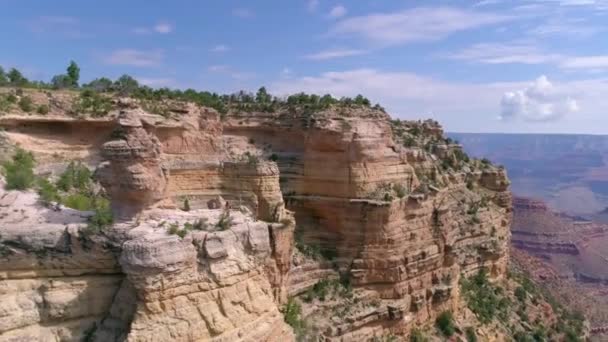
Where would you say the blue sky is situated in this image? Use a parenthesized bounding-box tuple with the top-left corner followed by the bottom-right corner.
(2, 0, 608, 134)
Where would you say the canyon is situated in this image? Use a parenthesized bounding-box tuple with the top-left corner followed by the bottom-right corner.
(0, 88, 583, 341)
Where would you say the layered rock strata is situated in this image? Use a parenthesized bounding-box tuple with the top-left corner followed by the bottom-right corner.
(0, 100, 513, 341)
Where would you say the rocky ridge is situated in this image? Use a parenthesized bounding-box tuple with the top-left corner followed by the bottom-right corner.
(0, 87, 538, 341)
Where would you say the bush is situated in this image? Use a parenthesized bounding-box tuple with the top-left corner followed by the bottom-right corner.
(465, 327, 478, 342)
(460, 269, 510, 324)
(86, 197, 113, 232)
(18, 96, 34, 112)
(282, 297, 307, 337)
(57, 161, 92, 192)
(36, 104, 49, 115)
(62, 193, 94, 210)
(2, 148, 36, 190)
(515, 286, 527, 302)
(435, 311, 456, 337)
(37, 178, 60, 204)
(70, 90, 113, 117)
(183, 198, 190, 211)
(409, 329, 428, 342)
(216, 209, 233, 230)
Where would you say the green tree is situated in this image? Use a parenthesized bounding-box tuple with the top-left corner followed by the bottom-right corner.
(66, 60, 80, 87)
(51, 74, 72, 89)
(84, 77, 113, 92)
(255, 86, 271, 103)
(0, 66, 7, 86)
(7, 68, 28, 87)
(114, 74, 139, 95)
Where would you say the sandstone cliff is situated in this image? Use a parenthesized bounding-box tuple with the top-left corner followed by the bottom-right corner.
(0, 87, 555, 341)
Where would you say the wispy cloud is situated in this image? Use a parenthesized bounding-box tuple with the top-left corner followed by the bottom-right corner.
(329, 7, 513, 46)
(137, 77, 177, 88)
(104, 49, 164, 67)
(207, 65, 255, 80)
(210, 44, 230, 53)
(133, 21, 174, 35)
(329, 5, 347, 19)
(561, 56, 608, 69)
(307, 0, 320, 12)
(446, 41, 608, 71)
(233, 8, 254, 18)
(28, 15, 87, 39)
(304, 48, 367, 60)
(445, 42, 563, 64)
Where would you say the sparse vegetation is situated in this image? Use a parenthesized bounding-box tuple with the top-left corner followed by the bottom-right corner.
(215, 209, 233, 230)
(435, 311, 456, 337)
(36, 104, 49, 115)
(460, 269, 510, 324)
(18, 96, 34, 112)
(282, 297, 308, 338)
(409, 329, 428, 342)
(2, 148, 36, 190)
(70, 89, 113, 117)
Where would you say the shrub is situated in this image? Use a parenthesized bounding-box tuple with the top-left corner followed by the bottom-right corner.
(18, 96, 34, 112)
(36, 104, 49, 115)
(193, 218, 208, 230)
(86, 197, 113, 233)
(6, 94, 17, 103)
(62, 193, 94, 211)
(282, 297, 306, 336)
(2, 148, 36, 190)
(409, 329, 428, 342)
(465, 327, 478, 342)
(515, 286, 527, 302)
(71, 90, 113, 117)
(183, 198, 191, 211)
(57, 161, 92, 192)
(394, 183, 407, 198)
(435, 311, 456, 337)
(216, 209, 233, 230)
(460, 269, 510, 324)
(36, 178, 60, 204)
(167, 222, 180, 236)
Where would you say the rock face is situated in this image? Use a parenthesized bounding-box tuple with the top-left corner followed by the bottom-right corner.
(0, 101, 512, 341)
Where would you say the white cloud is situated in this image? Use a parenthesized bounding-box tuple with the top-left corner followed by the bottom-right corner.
(137, 77, 177, 88)
(133, 21, 173, 35)
(307, 0, 320, 12)
(561, 56, 608, 69)
(446, 42, 608, 71)
(154, 22, 173, 34)
(329, 5, 347, 18)
(270, 68, 514, 114)
(269, 68, 608, 133)
(445, 42, 563, 64)
(28, 16, 87, 38)
(104, 49, 164, 67)
(303, 48, 367, 60)
(501, 75, 579, 121)
(210, 45, 230, 53)
(329, 7, 512, 46)
(208, 65, 230, 72)
(233, 8, 254, 18)
(208, 65, 255, 80)
(474, 0, 503, 6)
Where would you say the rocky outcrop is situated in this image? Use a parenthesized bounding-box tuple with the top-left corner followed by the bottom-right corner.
(0, 98, 513, 341)
(0, 181, 131, 342)
(118, 209, 294, 342)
